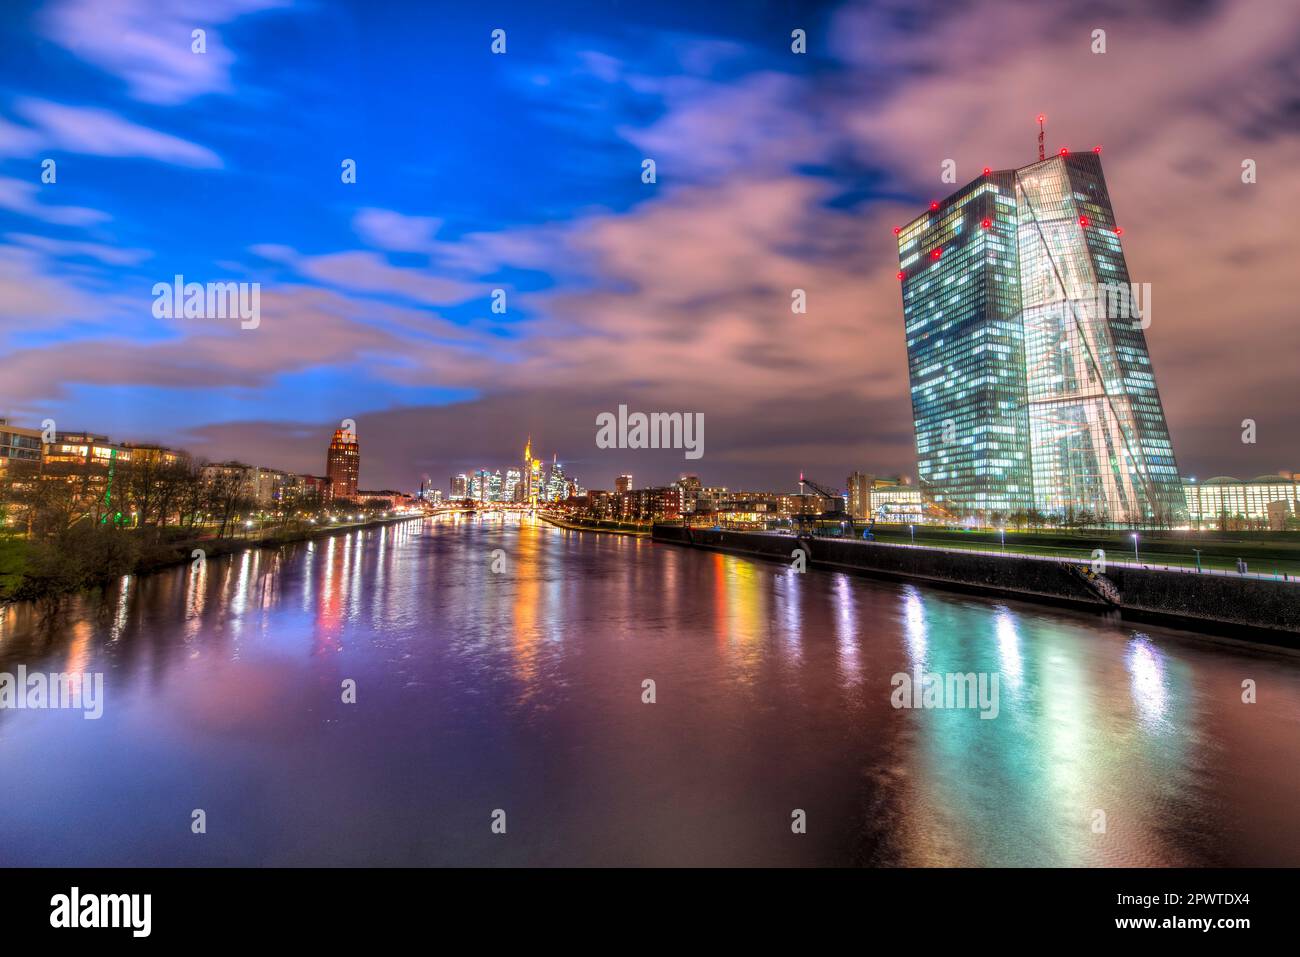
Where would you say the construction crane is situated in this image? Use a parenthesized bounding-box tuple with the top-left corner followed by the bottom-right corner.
(794, 474, 851, 537)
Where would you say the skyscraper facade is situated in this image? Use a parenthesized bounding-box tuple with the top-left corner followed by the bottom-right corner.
(326, 428, 359, 500)
(896, 149, 1184, 525)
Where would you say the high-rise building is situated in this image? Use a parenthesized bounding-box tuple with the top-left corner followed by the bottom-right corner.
(896, 148, 1184, 525)
(523, 437, 543, 507)
(615, 474, 632, 494)
(326, 427, 359, 500)
(545, 457, 568, 502)
(450, 473, 469, 499)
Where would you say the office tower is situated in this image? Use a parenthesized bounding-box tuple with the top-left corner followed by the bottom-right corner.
(615, 474, 632, 494)
(895, 148, 1183, 525)
(523, 437, 542, 507)
(326, 427, 359, 500)
(450, 473, 469, 499)
(546, 457, 568, 502)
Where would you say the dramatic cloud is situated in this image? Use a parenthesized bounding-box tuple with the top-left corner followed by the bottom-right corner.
(3, 0, 1297, 491)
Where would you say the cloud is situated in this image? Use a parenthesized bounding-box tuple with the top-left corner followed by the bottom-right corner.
(249, 245, 475, 306)
(352, 208, 443, 254)
(0, 284, 493, 403)
(0, 247, 101, 331)
(39, 0, 290, 105)
(6, 233, 152, 266)
(0, 177, 110, 226)
(14, 100, 222, 168)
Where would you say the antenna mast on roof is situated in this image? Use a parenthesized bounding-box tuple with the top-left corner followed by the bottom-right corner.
(1037, 114, 1046, 162)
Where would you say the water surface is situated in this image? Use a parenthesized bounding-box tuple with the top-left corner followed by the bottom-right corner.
(1, 515, 1298, 866)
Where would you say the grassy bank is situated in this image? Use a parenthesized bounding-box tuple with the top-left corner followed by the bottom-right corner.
(0, 515, 425, 605)
(860, 525, 1300, 576)
(0, 535, 29, 602)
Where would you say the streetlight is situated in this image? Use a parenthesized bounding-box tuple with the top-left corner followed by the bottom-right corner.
(1193, 547, 1202, 573)
(909, 524, 915, 546)
(1131, 532, 1139, 563)
(1000, 526, 1006, 554)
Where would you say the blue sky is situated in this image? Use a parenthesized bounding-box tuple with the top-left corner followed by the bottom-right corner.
(1, 0, 1297, 490)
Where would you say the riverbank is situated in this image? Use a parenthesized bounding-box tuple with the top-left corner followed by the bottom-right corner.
(539, 513, 650, 537)
(652, 524, 1300, 643)
(0, 514, 426, 605)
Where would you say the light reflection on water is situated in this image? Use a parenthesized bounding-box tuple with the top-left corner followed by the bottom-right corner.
(0, 514, 1298, 867)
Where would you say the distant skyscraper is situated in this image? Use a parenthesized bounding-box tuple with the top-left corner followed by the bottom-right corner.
(326, 427, 359, 500)
(523, 437, 542, 506)
(450, 473, 468, 499)
(896, 148, 1183, 525)
(615, 474, 632, 494)
(545, 456, 568, 502)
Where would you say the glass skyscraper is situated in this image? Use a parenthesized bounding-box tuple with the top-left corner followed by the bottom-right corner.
(896, 150, 1184, 525)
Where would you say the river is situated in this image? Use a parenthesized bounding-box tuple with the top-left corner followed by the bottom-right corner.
(1, 514, 1297, 866)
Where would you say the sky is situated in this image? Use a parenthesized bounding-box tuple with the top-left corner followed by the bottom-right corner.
(0, 0, 1297, 494)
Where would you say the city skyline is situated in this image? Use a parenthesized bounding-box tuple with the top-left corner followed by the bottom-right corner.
(0, 0, 1296, 491)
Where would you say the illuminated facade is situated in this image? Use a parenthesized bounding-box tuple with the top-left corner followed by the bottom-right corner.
(1184, 475, 1298, 529)
(523, 437, 543, 507)
(326, 428, 359, 500)
(896, 150, 1184, 525)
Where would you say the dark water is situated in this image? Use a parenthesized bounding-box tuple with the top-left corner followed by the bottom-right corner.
(1, 515, 1298, 866)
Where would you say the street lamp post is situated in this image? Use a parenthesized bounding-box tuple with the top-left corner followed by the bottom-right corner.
(1131, 532, 1139, 564)
(909, 524, 915, 546)
(1000, 526, 1005, 554)
(1193, 548, 1202, 573)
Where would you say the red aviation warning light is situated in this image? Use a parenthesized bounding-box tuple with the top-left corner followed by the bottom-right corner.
(896, 270, 906, 281)
(981, 218, 992, 229)
(982, 166, 991, 175)
(930, 248, 942, 260)
(930, 201, 939, 211)
(893, 226, 901, 236)
(1114, 227, 1124, 236)
(1059, 147, 1069, 156)
(1093, 146, 1102, 153)
(1079, 215, 1090, 227)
